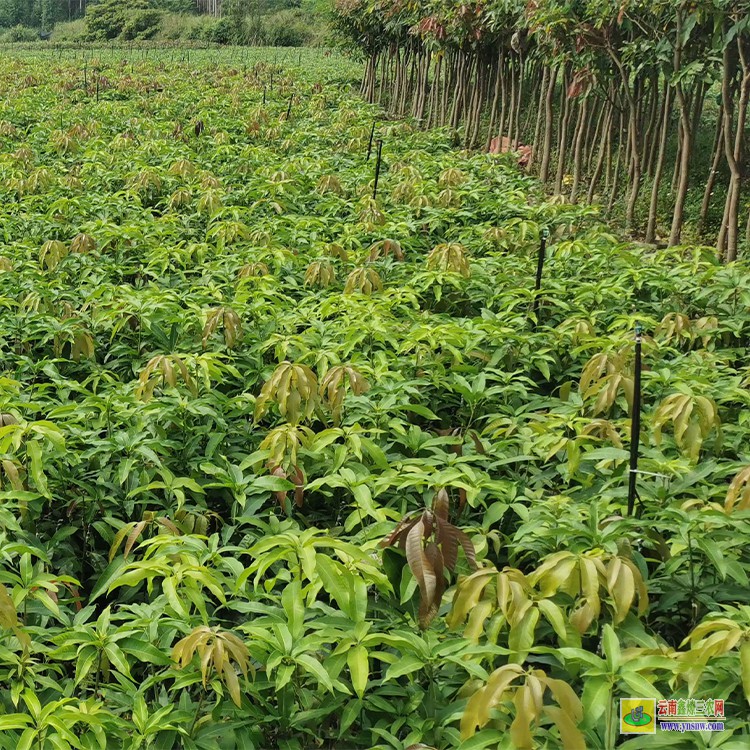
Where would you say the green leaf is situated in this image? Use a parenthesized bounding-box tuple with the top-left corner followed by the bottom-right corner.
(295, 654, 334, 692)
(401, 404, 440, 420)
(119, 637, 172, 666)
(384, 654, 425, 680)
(0, 714, 32, 730)
(740, 640, 750, 705)
(252, 475, 296, 492)
(508, 606, 539, 663)
(338, 699, 362, 737)
(347, 644, 368, 698)
(90, 558, 128, 601)
(602, 624, 621, 671)
(25, 440, 49, 498)
(618, 671, 663, 700)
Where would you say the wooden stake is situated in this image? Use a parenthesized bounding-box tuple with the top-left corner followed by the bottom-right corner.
(627, 323, 643, 516)
(367, 120, 376, 160)
(373, 139, 383, 199)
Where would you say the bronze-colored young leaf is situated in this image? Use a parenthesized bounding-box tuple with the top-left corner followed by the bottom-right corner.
(304, 260, 336, 288)
(255, 361, 319, 424)
(319, 364, 369, 423)
(344, 267, 383, 295)
(726, 466, 750, 512)
(460, 667, 585, 746)
(426, 243, 470, 277)
(381, 489, 477, 628)
(172, 626, 252, 707)
(202, 306, 242, 349)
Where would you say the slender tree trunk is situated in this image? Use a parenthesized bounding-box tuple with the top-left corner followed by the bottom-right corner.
(512, 56, 524, 147)
(586, 98, 606, 172)
(719, 35, 750, 261)
(617, 61, 643, 231)
(698, 111, 725, 235)
(497, 53, 508, 145)
(539, 65, 558, 183)
(507, 55, 518, 147)
(643, 74, 660, 178)
(646, 82, 673, 244)
(607, 108, 625, 216)
(528, 65, 548, 169)
(669, 11, 695, 247)
(554, 65, 571, 194)
(570, 94, 589, 202)
(588, 104, 613, 204)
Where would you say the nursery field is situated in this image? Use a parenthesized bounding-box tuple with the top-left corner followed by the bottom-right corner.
(0, 46, 749, 750)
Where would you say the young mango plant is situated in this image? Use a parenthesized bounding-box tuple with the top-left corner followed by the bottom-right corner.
(381, 489, 478, 628)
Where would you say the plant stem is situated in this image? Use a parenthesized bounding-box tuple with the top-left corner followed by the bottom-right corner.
(605, 688, 614, 750)
(189, 691, 205, 738)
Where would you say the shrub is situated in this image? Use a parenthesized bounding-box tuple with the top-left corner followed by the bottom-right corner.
(158, 13, 209, 41)
(3, 25, 38, 42)
(200, 17, 233, 44)
(50, 20, 86, 42)
(121, 9, 163, 40)
(85, 0, 162, 41)
(262, 9, 318, 46)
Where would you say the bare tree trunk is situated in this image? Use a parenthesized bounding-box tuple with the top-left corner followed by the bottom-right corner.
(512, 56, 524, 148)
(507, 55, 518, 147)
(485, 50, 503, 150)
(496, 53, 508, 145)
(646, 82, 672, 244)
(569, 95, 589, 202)
(539, 65, 557, 183)
(669, 11, 696, 247)
(698, 111, 725, 235)
(588, 103, 613, 204)
(607, 108, 625, 217)
(554, 65, 571, 194)
(528, 65, 548, 169)
(586, 98, 606, 172)
(719, 35, 750, 261)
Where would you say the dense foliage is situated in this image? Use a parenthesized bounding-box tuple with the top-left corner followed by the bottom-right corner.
(0, 46, 748, 750)
(332, 0, 750, 261)
(0, 1, 327, 46)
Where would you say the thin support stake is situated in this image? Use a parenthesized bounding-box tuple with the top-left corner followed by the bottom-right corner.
(373, 139, 383, 199)
(627, 323, 643, 516)
(532, 228, 549, 326)
(367, 121, 376, 160)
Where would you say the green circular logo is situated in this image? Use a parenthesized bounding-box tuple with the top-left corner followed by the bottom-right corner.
(624, 710, 652, 727)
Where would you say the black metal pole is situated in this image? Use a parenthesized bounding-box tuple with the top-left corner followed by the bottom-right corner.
(627, 323, 643, 516)
(263, 86, 266, 105)
(532, 228, 549, 326)
(373, 140, 383, 199)
(286, 95, 293, 120)
(367, 121, 376, 160)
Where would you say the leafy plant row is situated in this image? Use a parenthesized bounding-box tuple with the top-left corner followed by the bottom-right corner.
(0, 47, 746, 750)
(333, 0, 750, 259)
